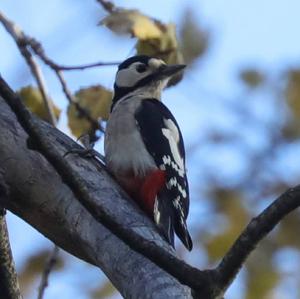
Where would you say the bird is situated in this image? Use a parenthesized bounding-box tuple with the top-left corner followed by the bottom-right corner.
(104, 55, 193, 251)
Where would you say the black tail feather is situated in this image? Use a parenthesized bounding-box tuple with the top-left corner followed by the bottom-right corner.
(155, 190, 193, 250)
(154, 194, 175, 248)
(175, 220, 193, 251)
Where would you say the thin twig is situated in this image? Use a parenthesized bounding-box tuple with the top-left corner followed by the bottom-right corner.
(26, 38, 105, 133)
(37, 245, 59, 299)
(0, 11, 57, 126)
(215, 186, 300, 294)
(0, 10, 108, 134)
(55, 70, 102, 133)
(25, 37, 119, 70)
(27, 37, 104, 135)
(51, 61, 119, 71)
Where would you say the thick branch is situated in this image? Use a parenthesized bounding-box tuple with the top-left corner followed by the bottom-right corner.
(0, 80, 192, 298)
(2, 71, 300, 298)
(0, 75, 212, 294)
(1, 11, 300, 297)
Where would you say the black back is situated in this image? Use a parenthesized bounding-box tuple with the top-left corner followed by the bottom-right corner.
(135, 98, 192, 250)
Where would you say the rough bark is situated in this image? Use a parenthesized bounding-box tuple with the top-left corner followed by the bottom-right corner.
(0, 95, 192, 299)
(0, 211, 22, 299)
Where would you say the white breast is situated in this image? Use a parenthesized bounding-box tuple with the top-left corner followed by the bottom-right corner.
(104, 97, 156, 177)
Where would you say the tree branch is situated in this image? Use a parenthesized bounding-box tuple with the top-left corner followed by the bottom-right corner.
(215, 186, 300, 294)
(2, 71, 300, 298)
(0, 210, 22, 299)
(0, 10, 108, 135)
(0, 75, 212, 295)
(0, 80, 193, 298)
(1, 8, 300, 298)
(37, 245, 59, 299)
(24, 37, 119, 71)
(0, 11, 57, 126)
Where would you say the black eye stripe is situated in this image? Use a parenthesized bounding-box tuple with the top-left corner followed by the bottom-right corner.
(136, 64, 147, 73)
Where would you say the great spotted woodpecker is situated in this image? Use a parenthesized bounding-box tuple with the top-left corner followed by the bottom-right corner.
(105, 55, 193, 250)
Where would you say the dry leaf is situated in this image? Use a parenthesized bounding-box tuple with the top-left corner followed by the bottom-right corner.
(136, 23, 184, 86)
(99, 9, 162, 40)
(67, 85, 112, 138)
(99, 5, 185, 86)
(18, 86, 61, 123)
(179, 9, 209, 65)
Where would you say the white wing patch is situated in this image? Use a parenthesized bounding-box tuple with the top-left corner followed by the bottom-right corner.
(161, 118, 185, 175)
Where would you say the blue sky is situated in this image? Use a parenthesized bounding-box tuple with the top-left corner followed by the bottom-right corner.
(1, 0, 300, 298)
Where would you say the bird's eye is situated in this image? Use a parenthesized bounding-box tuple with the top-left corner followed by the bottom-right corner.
(136, 64, 147, 73)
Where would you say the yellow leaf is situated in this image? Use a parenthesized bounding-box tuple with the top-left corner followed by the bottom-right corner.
(99, 9, 162, 40)
(136, 23, 184, 86)
(136, 23, 182, 64)
(67, 85, 112, 138)
(18, 86, 61, 123)
(99, 5, 185, 86)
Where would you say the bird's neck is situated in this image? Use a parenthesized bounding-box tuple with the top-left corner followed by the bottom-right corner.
(112, 85, 163, 111)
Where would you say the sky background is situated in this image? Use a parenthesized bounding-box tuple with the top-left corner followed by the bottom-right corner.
(1, 0, 300, 298)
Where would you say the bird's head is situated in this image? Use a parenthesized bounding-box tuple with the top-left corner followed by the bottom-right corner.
(112, 55, 185, 108)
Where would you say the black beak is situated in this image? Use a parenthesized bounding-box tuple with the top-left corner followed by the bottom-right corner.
(154, 64, 186, 81)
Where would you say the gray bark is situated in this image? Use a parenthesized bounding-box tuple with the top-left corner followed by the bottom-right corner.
(0, 212, 22, 299)
(0, 95, 192, 299)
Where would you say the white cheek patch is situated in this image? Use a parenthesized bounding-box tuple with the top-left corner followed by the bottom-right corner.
(115, 63, 151, 87)
(115, 69, 140, 87)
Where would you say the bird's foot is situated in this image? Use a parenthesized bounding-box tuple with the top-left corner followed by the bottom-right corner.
(64, 134, 105, 162)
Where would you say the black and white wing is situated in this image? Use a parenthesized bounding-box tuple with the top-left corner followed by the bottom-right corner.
(135, 98, 192, 250)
